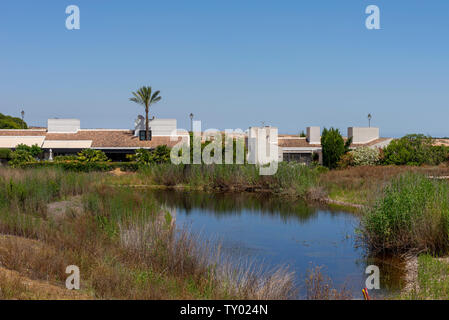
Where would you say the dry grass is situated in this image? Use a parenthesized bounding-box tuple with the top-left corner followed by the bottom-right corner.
(319, 165, 449, 206)
(0, 167, 296, 300)
(305, 266, 352, 300)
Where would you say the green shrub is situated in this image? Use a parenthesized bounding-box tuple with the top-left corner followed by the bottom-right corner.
(134, 146, 171, 165)
(17, 161, 139, 172)
(361, 173, 449, 255)
(0, 149, 12, 160)
(77, 149, 109, 162)
(382, 134, 449, 166)
(8, 150, 36, 168)
(337, 153, 354, 169)
(351, 146, 380, 166)
(54, 155, 78, 161)
(15, 144, 42, 158)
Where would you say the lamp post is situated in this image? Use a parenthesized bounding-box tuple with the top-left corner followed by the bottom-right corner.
(21, 110, 25, 128)
(189, 113, 194, 132)
(368, 113, 372, 128)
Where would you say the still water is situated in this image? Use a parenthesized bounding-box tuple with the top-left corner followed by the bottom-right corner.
(148, 189, 404, 299)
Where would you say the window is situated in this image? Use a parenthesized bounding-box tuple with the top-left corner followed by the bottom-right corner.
(283, 152, 312, 164)
(139, 130, 152, 141)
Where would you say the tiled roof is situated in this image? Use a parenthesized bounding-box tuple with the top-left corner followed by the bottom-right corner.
(0, 129, 186, 149)
(278, 137, 320, 148)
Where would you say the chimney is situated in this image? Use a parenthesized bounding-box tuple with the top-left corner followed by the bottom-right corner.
(306, 127, 320, 144)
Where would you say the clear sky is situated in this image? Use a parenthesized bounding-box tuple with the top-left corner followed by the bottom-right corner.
(1, 0, 448, 137)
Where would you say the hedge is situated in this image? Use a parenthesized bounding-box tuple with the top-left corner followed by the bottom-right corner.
(17, 161, 139, 172)
(0, 148, 12, 160)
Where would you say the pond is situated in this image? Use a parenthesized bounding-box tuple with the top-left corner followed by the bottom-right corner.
(148, 189, 405, 299)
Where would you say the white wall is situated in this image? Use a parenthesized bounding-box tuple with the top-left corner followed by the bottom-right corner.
(306, 126, 321, 144)
(348, 127, 379, 144)
(150, 119, 177, 136)
(47, 119, 80, 133)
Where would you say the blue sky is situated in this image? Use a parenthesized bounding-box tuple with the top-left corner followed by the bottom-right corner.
(0, 0, 448, 137)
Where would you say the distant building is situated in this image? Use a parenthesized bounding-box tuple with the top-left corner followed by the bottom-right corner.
(0, 116, 393, 165)
(278, 126, 392, 165)
(0, 117, 188, 161)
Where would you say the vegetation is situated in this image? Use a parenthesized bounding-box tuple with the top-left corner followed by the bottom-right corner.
(382, 134, 449, 166)
(0, 149, 12, 160)
(0, 113, 27, 129)
(404, 255, 449, 300)
(361, 173, 449, 255)
(130, 86, 162, 141)
(0, 167, 295, 299)
(351, 146, 380, 166)
(305, 266, 351, 300)
(135, 162, 320, 197)
(77, 149, 109, 163)
(131, 146, 171, 165)
(321, 128, 351, 169)
(15, 144, 42, 158)
(18, 161, 139, 172)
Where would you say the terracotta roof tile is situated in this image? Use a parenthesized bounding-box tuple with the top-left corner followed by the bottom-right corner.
(0, 129, 185, 148)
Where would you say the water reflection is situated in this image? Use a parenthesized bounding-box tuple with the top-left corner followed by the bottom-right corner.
(147, 189, 348, 223)
(144, 189, 405, 298)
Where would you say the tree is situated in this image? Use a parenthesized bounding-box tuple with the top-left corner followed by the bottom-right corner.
(321, 127, 345, 169)
(0, 113, 27, 129)
(129, 86, 162, 140)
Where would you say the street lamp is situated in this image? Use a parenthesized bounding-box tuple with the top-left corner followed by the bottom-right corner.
(21, 110, 25, 128)
(189, 113, 194, 132)
(367, 113, 372, 128)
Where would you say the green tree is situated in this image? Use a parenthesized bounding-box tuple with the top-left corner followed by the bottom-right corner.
(0, 113, 27, 129)
(321, 127, 346, 169)
(129, 86, 162, 141)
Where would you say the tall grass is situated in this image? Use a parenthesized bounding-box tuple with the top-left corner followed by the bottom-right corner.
(137, 162, 319, 197)
(0, 167, 296, 299)
(360, 173, 449, 255)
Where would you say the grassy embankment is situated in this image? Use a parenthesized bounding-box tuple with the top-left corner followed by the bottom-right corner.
(355, 170, 449, 299)
(108, 162, 449, 207)
(0, 167, 295, 300)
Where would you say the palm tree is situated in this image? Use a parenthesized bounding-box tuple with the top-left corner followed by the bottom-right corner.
(130, 86, 162, 140)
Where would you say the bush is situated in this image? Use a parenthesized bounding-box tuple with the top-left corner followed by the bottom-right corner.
(77, 149, 109, 162)
(17, 161, 139, 172)
(8, 150, 36, 168)
(321, 128, 351, 169)
(0, 149, 12, 160)
(337, 153, 354, 169)
(360, 173, 449, 255)
(351, 147, 380, 166)
(54, 155, 78, 161)
(134, 146, 171, 165)
(15, 144, 42, 158)
(382, 134, 449, 166)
